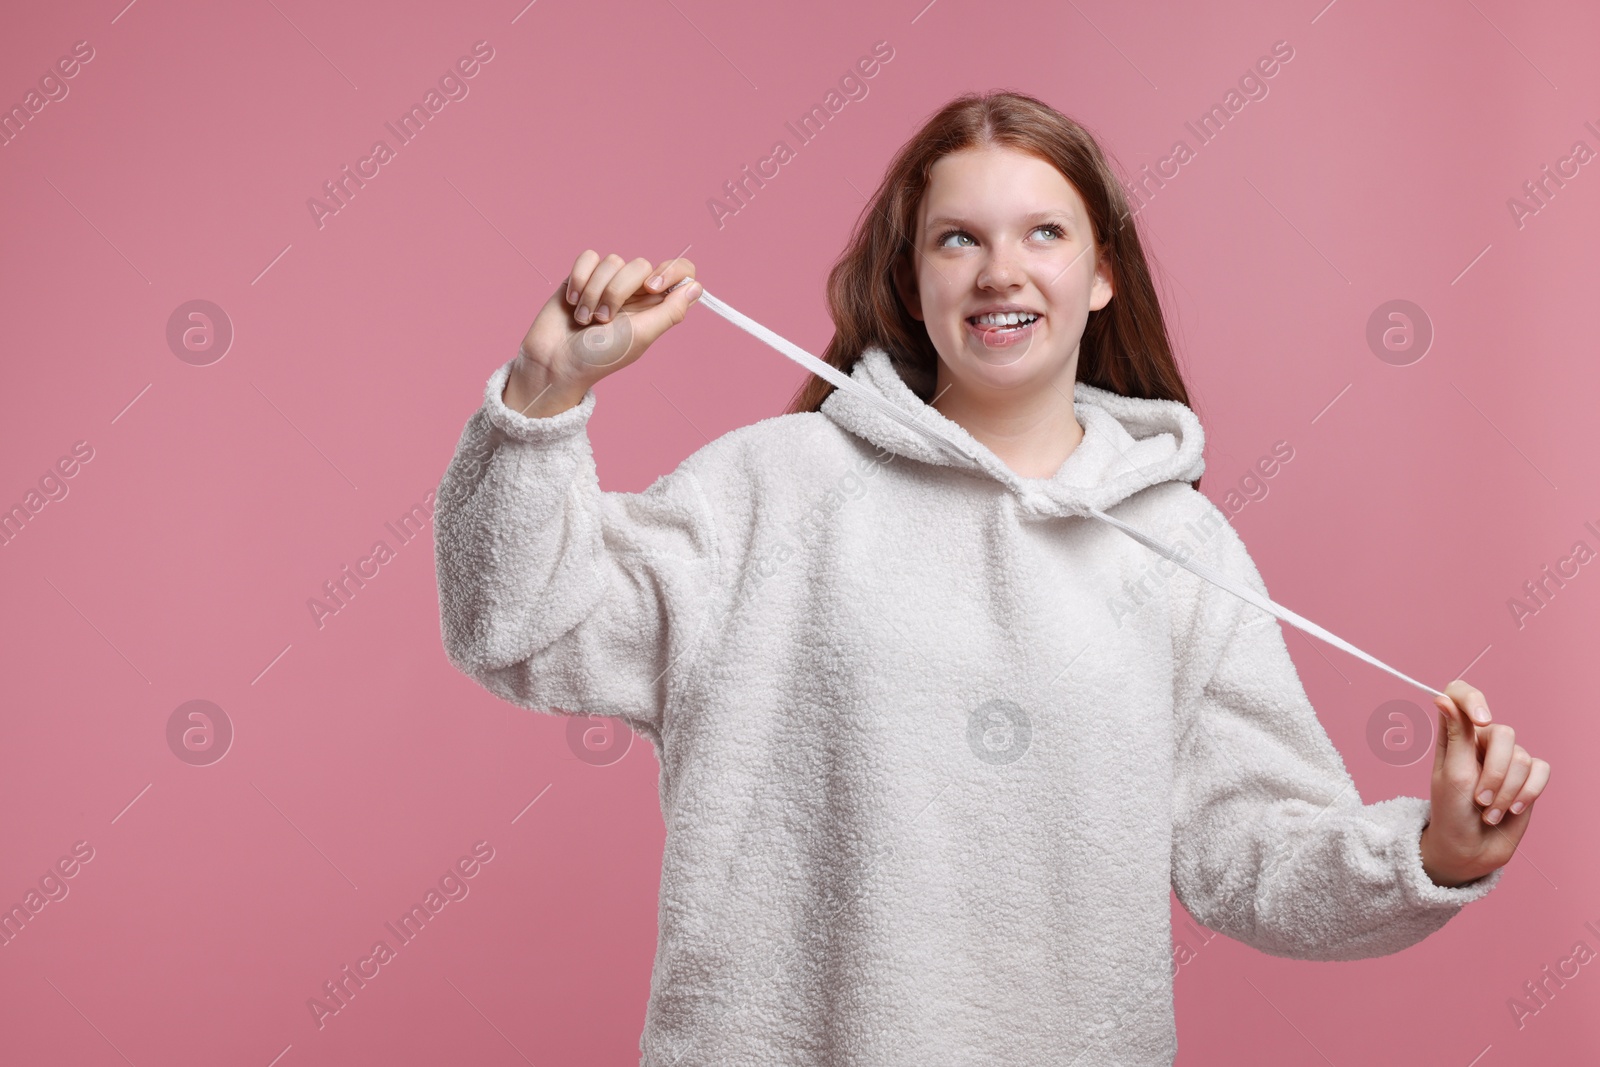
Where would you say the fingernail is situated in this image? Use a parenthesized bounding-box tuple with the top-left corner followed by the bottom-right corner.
(596, 304, 610, 322)
(1477, 789, 1494, 806)
(1486, 808, 1503, 825)
(1473, 705, 1490, 724)
(566, 288, 577, 304)
(575, 305, 591, 323)
(686, 280, 703, 300)
(1510, 801, 1525, 814)
(648, 275, 663, 289)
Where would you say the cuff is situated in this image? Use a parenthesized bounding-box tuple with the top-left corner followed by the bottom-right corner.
(1378, 795, 1505, 909)
(482, 355, 597, 444)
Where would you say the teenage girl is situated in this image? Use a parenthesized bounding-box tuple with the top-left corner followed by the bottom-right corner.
(434, 91, 1550, 1065)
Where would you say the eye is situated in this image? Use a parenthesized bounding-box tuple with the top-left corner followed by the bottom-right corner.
(937, 224, 1066, 247)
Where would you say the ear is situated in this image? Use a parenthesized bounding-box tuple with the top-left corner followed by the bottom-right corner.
(892, 255, 924, 322)
(1089, 249, 1114, 313)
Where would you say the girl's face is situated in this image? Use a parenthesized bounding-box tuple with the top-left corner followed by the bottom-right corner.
(896, 144, 1113, 394)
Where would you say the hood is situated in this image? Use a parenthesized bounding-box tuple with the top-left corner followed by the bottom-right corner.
(819, 346, 1206, 519)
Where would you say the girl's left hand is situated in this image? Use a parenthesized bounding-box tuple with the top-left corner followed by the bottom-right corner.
(1419, 680, 1551, 887)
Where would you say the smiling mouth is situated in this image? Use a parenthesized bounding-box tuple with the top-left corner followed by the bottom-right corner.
(965, 311, 1042, 346)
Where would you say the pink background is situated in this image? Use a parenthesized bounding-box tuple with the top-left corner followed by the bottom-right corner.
(1, 0, 1595, 1063)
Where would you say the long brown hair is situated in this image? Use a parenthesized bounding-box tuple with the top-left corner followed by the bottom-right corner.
(787, 90, 1199, 486)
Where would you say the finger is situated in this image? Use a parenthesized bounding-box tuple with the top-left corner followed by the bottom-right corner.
(1443, 678, 1492, 726)
(594, 257, 656, 323)
(1433, 693, 1483, 790)
(566, 249, 601, 306)
(1506, 757, 1550, 818)
(646, 255, 697, 293)
(629, 278, 703, 347)
(1483, 745, 1532, 825)
(1431, 700, 1449, 778)
(1472, 723, 1517, 808)
(546, 276, 573, 313)
(575, 253, 627, 324)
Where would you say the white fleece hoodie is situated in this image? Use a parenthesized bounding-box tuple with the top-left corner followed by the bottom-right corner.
(433, 344, 1502, 1066)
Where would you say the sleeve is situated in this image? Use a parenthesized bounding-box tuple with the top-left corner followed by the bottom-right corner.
(1168, 509, 1503, 962)
(432, 355, 724, 744)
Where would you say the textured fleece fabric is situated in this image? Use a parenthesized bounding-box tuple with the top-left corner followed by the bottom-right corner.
(434, 345, 1502, 1066)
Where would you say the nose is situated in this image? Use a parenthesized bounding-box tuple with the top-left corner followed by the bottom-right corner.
(976, 245, 1023, 290)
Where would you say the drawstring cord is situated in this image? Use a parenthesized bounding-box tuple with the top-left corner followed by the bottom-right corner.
(689, 286, 1445, 700)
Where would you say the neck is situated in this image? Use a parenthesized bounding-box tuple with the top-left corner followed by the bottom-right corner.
(931, 358, 1085, 480)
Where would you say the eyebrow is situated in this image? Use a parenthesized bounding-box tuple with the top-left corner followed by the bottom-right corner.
(924, 209, 1074, 232)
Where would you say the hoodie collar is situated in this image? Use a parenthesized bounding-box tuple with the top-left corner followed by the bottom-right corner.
(819, 346, 1206, 518)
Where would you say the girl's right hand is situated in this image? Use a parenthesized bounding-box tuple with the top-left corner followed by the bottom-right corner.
(507, 251, 701, 416)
